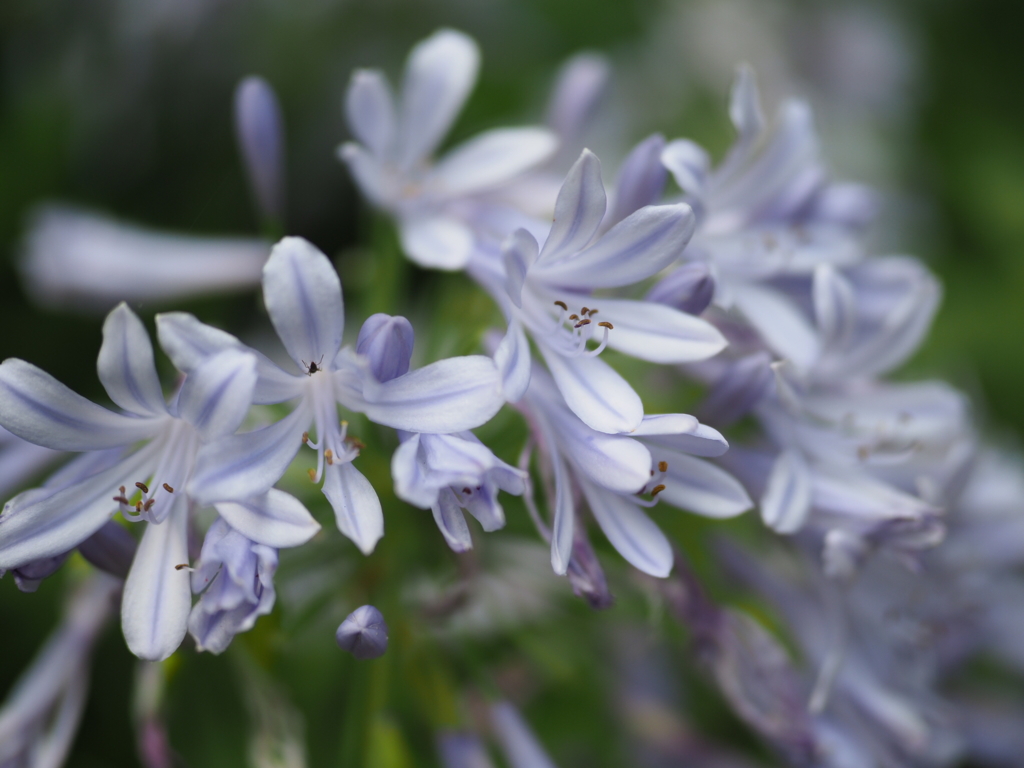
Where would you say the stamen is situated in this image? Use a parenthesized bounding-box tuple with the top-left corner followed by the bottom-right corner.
(325, 449, 334, 465)
(581, 306, 589, 315)
(143, 499, 156, 511)
(302, 431, 310, 444)
(651, 484, 666, 497)
(162, 483, 174, 494)
(174, 563, 194, 571)
(308, 468, 317, 481)
(553, 300, 568, 311)
(568, 314, 579, 321)
(588, 308, 599, 316)
(135, 481, 150, 494)
(598, 321, 613, 329)
(574, 318, 591, 328)
(658, 461, 668, 473)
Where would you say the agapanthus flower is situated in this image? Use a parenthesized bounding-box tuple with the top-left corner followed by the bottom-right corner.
(157, 236, 506, 555)
(188, 517, 278, 654)
(340, 29, 557, 270)
(489, 148, 725, 433)
(0, 303, 320, 660)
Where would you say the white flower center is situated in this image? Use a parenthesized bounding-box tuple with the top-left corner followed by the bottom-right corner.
(302, 369, 361, 483)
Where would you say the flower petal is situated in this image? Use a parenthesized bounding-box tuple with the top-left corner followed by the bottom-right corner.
(604, 134, 667, 231)
(234, 76, 285, 223)
(356, 314, 415, 383)
(494, 320, 532, 403)
(503, 229, 539, 309)
(397, 29, 479, 170)
(353, 355, 504, 434)
(729, 64, 765, 143)
(399, 215, 474, 270)
(760, 450, 812, 534)
(96, 303, 168, 417)
(550, 446, 575, 576)
(338, 143, 392, 209)
(532, 204, 695, 289)
(262, 237, 345, 370)
(537, 149, 606, 263)
(345, 69, 396, 158)
(214, 489, 320, 549)
(322, 461, 383, 555)
(0, 445, 153, 568)
(427, 128, 557, 198)
(0, 359, 160, 451)
(538, 346, 643, 434)
(121, 495, 192, 660)
(813, 264, 857, 349)
(580, 479, 672, 577)
(176, 350, 257, 442)
(545, 406, 650, 494)
(631, 413, 699, 436)
(546, 53, 609, 140)
(432, 488, 473, 552)
(645, 422, 730, 458)
(654, 450, 752, 518)
(156, 312, 301, 405)
(661, 139, 711, 199)
(731, 284, 819, 371)
(592, 297, 726, 364)
(189, 403, 310, 505)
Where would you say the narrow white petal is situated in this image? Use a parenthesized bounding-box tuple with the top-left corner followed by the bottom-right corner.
(214, 489, 320, 549)
(355, 356, 504, 434)
(732, 284, 820, 371)
(432, 488, 472, 552)
(655, 450, 752, 519)
(262, 237, 345, 370)
(399, 215, 474, 270)
(550, 448, 574, 576)
(533, 204, 695, 289)
(604, 134, 667, 231)
(502, 229, 539, 309)
(156, 312, 301, 405)
(0, 445, 154, 568)
(189, 404, 309, 505)
(121, 497, 192, 661)
(538, 346, 643, 434)
(645, 422, 730, 458)
(176, 350, 257, 441)
(0, 359, 160, 451)
(538, 149, 606, 263)
(391, 435, 436, 508)
(97, 303, 167, 417)
(594, 297, 726, 363)
(346, 69, 396, 158)
(729, 64, 765, 143)
(661, 139, 710, 198)
(545, 404, 650, 494)
(322, 462, 384, 555)
(760, 450, 812, 533)
(813, 264, 857, 349)
(397, 29, 479, 170)
(546, 53, 609, 140)
(428, 128, 557, 198)
(632, 413, 699, 436)
(493, 321, 532, 402)
(580, 479, 673, 577)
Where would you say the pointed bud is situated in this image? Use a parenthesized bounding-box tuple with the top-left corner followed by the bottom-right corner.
(234, 76, 286, 224)
(356, 314, 415, 382)
(336, 605, 389, 660)
(645, 262, 715, 316)
(79, 520, 138, 579)
(566, 518, 613, 610)
(6, 551, 70, 593)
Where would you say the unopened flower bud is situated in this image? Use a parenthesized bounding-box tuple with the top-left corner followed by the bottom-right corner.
(645, 262, 715, 316)
(356, 314, 415, 382)
(336, 605, 389, 660)
(234, 76, 286, 224)
(79, 520, 138, 580)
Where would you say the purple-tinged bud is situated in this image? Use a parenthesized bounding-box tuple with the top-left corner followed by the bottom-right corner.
(603, 134, 668, 231)
(336, 605, 389, 660)
(697, 352, 774, 427)
(546, 53, 609, 141)
(5, 551, 70, 593)
(645, 262, 715, 316)
(357, 313, 415, 382)
(234, 76, 286, 224)
(566, 517, 613, 610)
(79, 520, 137, 579)
(437, 732, 498, 768)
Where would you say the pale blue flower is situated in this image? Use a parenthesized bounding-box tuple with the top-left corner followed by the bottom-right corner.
(158, 237, 506, 555)
(0, 303, 319, 660)
(188, 518, 278, 654)
(339, 29, 557, 270)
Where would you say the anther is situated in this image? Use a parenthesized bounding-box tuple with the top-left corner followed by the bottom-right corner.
(135, 481, 150, 494)
(302, 431, 310, 444)
(462, 487, 472, 495)
(174, 563, 191, 571)
(598, 321, 613, 329)
(143, 499, 156, 511)
(651, 484, 666, 497)
(554, 300, 568, 311)
(568, 314, 579, 321)
(162, 483, 174, 494)
(588, 308, 599, 316)
(658, 461, 668, 473)
(574, 318, 591, 328)
(581, 306, 589, 315)
(346, 437, 366, 451)
(308, 468, 317, 481)
(325, 449, 334, 465)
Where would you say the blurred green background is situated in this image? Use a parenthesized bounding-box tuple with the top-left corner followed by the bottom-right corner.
(1, 0, 1022, 765)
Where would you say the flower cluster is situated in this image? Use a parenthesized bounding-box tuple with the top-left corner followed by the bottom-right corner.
(1, 26, 1021, 768)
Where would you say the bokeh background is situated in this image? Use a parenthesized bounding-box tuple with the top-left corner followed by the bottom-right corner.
(1, 0, 1022, 765)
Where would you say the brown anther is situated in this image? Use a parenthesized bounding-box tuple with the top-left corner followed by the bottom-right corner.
(568, 314, 579, 321)
(135, 481, 150, 494)
(581, 306, 590, 315)
(554, 300, 568, 311)
(598, 321, 614, 329)
(119, 486, 126, 495)
(857, 446, 870, 460)
(162, 483, 174, 494)
(113, 495, 129, 504)
(574, 318, 591, 328)
(135, 501, 143, 512)
(143, 499, 156, 512)
(587, 308, 598, 316)
(650, 470, 655, 476)
(651, 484, 666, 497)
(347, 437, 366, 451)
(658, 461, 668, 473)
(462, 487, 472, 495)
(174, 563, 190, 571)
(308, 468, 317, 481)
(302, 431, 310, 444)
(325, 449, 334, 465)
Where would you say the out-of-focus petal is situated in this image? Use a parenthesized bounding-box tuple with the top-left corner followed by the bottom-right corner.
(645, 261, 715, 316)
(661, 139, 711, 198)
(399, 215, 474, 270)
(262, 237, 345, 370)
(345, 69, 397, 158)
(813, 264, 857, 349)
(760, 450, 812, 534)
(427, 128, 557, 198)
(322, 461, 384, 555)
(214, 489, 320, 549)
(234, 76, 286, 223)
(494, 321, 532, 402)
(503, 229, 539, 309)
(338, 143, 393, 209)
(546, 52, 609, 140)
(732, 284, 819, 371)
(604, 134, 667, 231)
(729, 64, 766, 143)
(490, 701, 559, 768)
